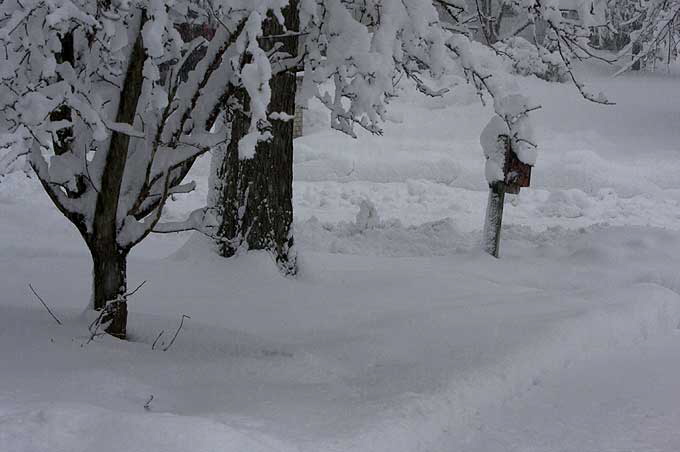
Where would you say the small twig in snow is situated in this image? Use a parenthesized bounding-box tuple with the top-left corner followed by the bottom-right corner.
(85, 308, 109, 345)
(163, 315, 191, 351)
(126, 280, 147, 298)
(28, 284, 62, 325)
(83, 281, 148, 345)
(144, 394, 154, 411)
(344, 161, 356, 178)
(151, 330, 165, 350)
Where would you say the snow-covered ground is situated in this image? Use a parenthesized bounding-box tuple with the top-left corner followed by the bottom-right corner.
(1, 66, 680, 452)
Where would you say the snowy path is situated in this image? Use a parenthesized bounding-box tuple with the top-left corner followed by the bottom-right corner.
(454, 335, 680, 452)
(2, 227, 680, 452)
(1, 68, 680, 451)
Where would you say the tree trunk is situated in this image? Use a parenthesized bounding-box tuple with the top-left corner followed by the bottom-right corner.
(90, 244, 129, 338)
(211, 2, 299, 275)
(632, 41, 643, 70)
(481, 0, 499, 45)
(87, 22, 145, 339)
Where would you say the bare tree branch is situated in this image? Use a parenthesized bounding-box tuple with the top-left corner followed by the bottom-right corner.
(163, 315, 191, 352)
(28, 283, 62, 325)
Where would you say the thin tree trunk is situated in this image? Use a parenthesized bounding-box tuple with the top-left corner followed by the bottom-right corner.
(482, 0, 498, 45)
(90, 245, 129, 338)
(632, 41, 643, 70)
(211, 1, 299, 275)
(87, 19, 146, 338)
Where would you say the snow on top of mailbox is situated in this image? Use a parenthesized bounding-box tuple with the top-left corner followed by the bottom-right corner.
(481, 94, 537, 184)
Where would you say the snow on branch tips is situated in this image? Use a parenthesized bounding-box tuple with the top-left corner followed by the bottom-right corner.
(298, 0, 450, 138)
(614, 0, 680, 75)
(455, 0, 616, 104)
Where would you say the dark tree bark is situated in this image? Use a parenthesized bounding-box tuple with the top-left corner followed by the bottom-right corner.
(86, 25, 146, 338)
(51, 32, 74, 157)
(212, 1, 299, 275)
(632, 41, 643, 70)
(50, 32, 87, 196)
(91, 246, 129, 337)
(479, 0, 500, 45)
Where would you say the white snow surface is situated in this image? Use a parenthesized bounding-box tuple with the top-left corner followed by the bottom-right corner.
(2, 65, 680, 452)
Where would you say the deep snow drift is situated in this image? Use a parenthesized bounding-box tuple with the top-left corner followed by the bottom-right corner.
(1, 66, 680, 452)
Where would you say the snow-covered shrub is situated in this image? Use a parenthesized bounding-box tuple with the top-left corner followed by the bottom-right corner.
(354, 200, 381, 232)
(438, 0, 613, 103)
(495, 37, 568, 82)
(0, 130, 31, 179)
(616, 0, 680, 73)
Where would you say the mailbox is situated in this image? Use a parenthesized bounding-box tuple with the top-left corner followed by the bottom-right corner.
(484, 135, 533, 258)
(502, 136, 532, 194)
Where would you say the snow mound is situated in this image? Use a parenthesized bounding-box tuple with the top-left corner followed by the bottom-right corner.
(298, 215, 474, 256)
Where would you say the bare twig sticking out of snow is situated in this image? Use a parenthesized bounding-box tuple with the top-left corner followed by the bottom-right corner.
(144, 395, 154, 411)
(163, 315, 191, 352)
(151, 330, 165, 350)
(343, 161, 356, 179)
(85, 281, 149, 345)
(28, 284, 62, 325)
(127, 280, 148, 298)
(86, 309, 110, 345)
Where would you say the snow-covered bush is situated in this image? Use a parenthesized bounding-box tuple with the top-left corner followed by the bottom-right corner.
(439, 0, 614, 102)
(615, 0, 680, 73)
(495, 37, 568, 82)
(594, 0, 644, 51)
(0, 129, 31, 179)
(354, 199, 381, 232)
(297, 0, 450, 137)
(596, 0, 680, 73)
